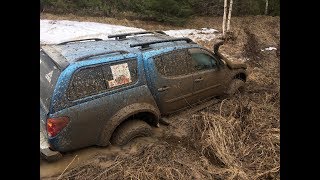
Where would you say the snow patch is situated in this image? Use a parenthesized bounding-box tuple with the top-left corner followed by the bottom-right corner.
(40, 20, 144, 44)
(40, 20, 220, 44)
(261, 47, 277, 52)
(164, 28, 219, 42)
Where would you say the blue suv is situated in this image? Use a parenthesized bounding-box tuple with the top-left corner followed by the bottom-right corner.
(40, 31, 247, 161)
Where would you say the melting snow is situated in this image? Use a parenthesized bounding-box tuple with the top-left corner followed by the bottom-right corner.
(164, 28, 219, 42)
(40, 20, 144, 44)
(40, 20, 220, 44)
(261, 47, 277, 52)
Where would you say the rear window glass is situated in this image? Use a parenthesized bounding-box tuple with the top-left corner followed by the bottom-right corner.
(40, 50, 61, 111)
(68, 66, 106, 100)
(68, 59, 138, 100)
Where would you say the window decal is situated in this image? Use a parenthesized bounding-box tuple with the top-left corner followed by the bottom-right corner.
(45, 70, 53, 83)
(108, 63, 132, 88)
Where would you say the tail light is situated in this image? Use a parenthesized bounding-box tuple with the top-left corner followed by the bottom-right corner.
(47, 117, 69, 137)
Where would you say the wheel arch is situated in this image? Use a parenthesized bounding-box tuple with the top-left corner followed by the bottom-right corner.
(97, 102, 160, 146)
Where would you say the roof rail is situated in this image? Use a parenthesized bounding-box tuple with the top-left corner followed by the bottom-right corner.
(154, 31, 167, 35)
(58, 38, 103, 45)
(130, 38, 194, 49)
(108, 31, 167, 40)
(75, 50, 128, 61)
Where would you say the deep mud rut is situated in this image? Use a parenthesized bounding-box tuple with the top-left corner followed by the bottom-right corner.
(40, 99, 220, 178)
(41, 139, 161, 178)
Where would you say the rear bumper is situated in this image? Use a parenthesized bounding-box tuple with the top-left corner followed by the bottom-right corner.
(40, 131, 62, 162)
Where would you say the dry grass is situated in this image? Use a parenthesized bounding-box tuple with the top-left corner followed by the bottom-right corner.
(41, 15, 280, 180)
(41, 13, 182, 30)
(189, 92, 280, 179)
(52, 89, 280, 180)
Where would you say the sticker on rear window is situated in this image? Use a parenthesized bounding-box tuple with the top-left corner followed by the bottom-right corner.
(45, 70, 53, 83)
(108, 63, 132, 88)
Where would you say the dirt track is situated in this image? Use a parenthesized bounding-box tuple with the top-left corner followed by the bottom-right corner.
(40, 15, 280, 180)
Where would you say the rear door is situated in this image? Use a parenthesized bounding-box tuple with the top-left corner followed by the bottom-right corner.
(188, 48, 227, 102)
(148, 49, 196, 114)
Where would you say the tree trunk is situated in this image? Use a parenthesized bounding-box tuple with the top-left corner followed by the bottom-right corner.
(222, 0, 228, 36)
(226, 0, 233, 32)
(265, 0, 269, 15)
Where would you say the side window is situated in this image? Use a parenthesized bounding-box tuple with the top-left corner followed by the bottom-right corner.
(190, 52, 218, 71)
(68, 59, 138, 100)
(154, 49, 194, 77)
(68, 66, 106, 100)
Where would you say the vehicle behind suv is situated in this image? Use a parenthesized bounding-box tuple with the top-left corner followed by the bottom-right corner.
(40, 31, 247, 161)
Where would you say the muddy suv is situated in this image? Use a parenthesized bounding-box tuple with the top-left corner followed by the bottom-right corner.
(40, 31, 247, 161)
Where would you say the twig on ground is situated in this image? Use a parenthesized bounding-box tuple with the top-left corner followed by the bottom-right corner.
(56, 155, 78, 180)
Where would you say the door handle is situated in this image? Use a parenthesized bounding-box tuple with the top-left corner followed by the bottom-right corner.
(158, 86, 170, 92)
(194, 77, 203, 82)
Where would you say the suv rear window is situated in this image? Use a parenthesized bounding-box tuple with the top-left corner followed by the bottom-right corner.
(154, 49, 194, 77)
(68, 66, 106, 100)
(68, 59, 138, 100)
(40, 49, 61, 112)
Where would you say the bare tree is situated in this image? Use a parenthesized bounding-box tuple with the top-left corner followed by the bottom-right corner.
(226, 0, 233, 32)
(265, 0, 269, 15)
(222, 0, 228, 36)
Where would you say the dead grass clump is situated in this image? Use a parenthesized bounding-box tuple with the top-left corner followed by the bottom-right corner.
(189, 92, 279, 179)
(55, 142, 230, 180)
(41, 13, 180, 31)
(243, 29, 264, 62)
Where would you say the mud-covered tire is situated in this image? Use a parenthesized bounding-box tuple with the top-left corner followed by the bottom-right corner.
(226, 79, 245, 96)
(110, 120, 152, 146)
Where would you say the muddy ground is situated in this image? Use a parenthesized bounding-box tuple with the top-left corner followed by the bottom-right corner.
(40, 15, 280, 180)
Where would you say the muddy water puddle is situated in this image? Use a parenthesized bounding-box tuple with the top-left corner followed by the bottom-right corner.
(40, 129, 163, 178)
(40, 146, 119, 178)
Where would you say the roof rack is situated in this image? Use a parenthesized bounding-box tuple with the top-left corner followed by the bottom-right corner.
(155, 31, 167, 35)
(108, 31, 167, 40)
(58, 38, 103, 45)
(75, 50, 128, 62)
(130, 38, 194, 49)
